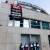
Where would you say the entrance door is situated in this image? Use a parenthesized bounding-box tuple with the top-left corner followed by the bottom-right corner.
(21, 35, 30, 45)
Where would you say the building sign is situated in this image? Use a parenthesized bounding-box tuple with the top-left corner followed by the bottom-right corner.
(9, 4, 22, 20)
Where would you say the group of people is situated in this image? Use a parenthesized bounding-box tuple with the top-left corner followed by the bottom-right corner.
(20, 42, 39, 50)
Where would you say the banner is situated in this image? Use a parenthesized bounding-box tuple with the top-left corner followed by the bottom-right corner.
(9, 4, 22, 20)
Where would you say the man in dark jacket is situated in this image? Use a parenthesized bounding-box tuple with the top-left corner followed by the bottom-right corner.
(20, 43, 24, 50)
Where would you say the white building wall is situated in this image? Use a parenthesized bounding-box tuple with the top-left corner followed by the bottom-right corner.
(0, 0, 50, 50)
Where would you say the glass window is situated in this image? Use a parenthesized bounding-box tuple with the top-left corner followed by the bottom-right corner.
(8, 20, 13, 26)
(42, 22, 49, 29)
(31, 20, 40, 29)
(2, 0, 6, 2)
(36, 9, 41, 12)
(1, 0, 8, 3)
(14, 20, 20, 27)
(23, 19, 29, 28)
(0, 0, 1, 4)
(24, 6, 32, 9)
(19, 5, 32, 9)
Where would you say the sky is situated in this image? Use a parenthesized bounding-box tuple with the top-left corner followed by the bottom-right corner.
(0, 0, 50, 14)
(18, 0, 50, 14)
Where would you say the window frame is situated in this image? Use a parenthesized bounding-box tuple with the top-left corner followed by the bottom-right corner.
(8, 20, 13, 26)
(23, 19, 29, 28)
(31, 20, 40, 29)
(42, 21, 49, 30)
(14, 20, 20, 27)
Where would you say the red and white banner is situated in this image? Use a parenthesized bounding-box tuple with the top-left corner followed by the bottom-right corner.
(10, 4, 22, 10)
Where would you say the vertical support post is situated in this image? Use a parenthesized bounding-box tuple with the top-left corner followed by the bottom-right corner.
(30, 35, 32, 43)
(29, 19, 31, 28)
(20, 18, 23, 27)
(49, 23, 50, 29)
(40, 21, 42, 29)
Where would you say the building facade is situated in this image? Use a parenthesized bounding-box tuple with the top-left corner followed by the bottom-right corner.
(0, 0, 50, 50)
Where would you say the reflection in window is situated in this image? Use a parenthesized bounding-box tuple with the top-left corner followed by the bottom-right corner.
(31, 20, 40, 29)
(23, 19, 29, 28)
(8, 20, 13, 26)
(14, 20, 20, 27)
(42, 22, 49, 29)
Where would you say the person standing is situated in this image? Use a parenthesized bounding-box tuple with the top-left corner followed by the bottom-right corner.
(24, 44, 29, 50)
(20, 43, 24, 50)
(30, 43, 33, 50)
(36, 43, 39, 50)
